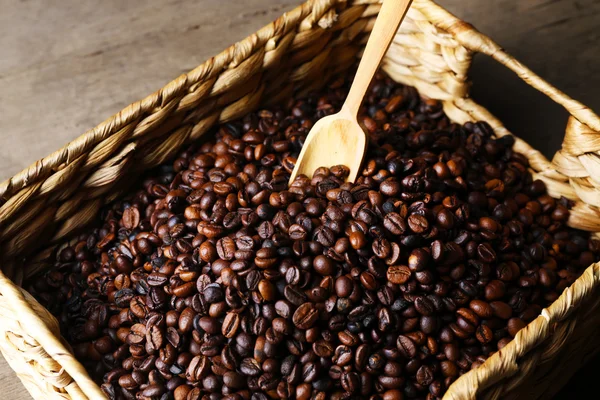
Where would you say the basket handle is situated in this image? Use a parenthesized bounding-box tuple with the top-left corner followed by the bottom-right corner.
(452, 24, 600, 211)
(416, 0, 600, 133)
(414, 0, 600, 230)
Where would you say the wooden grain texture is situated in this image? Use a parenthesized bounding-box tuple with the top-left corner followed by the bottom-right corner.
(0, 0, 598, 399)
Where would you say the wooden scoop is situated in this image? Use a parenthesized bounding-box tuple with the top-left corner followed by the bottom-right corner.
(289, 0, 413, 185)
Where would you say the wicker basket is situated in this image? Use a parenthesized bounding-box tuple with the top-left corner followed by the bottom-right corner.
(1, 0, 599, 399)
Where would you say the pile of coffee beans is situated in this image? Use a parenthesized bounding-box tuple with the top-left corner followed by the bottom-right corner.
(29, 71, 600, 400)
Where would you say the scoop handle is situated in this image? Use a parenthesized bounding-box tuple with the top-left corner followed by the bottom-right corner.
(343, 0, 413, 117)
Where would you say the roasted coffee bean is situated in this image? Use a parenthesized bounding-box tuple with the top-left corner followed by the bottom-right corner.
(476, 324, 493, 344)
(285, 286, 307, 306)
(416, 365, 434, 386)
(178, 307, 195, 333)
(384, 213, 407, 235)
(490, 301, 513, 320)
(33, 68, 599, 400)
(349, 231, 367, 249)
(334, 276, 353, 298)
(222, 312, 240, 338)
(387, 265, 411, 285)
(341, 371, 360, 393)
(293, 303, 319, 329)
(313, 255, 335, 276)
(408, 214, 429, 233)
(414, 296, 435, 316)
(477, 243, 496, 263)
(485, 280, 506, 301)
(469, 300, 493, 319)
(396, 335, 417, 359)
(186, 355, 209, 382)
(408, 249, 429, 272)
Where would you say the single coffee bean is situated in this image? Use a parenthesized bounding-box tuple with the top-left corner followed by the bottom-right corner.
(476, 324, 493, 344)
(341, 371, 360, 393)
(408, 214, 429, 233)
(222, 312, 240, 338)
(485, 280, 506, 301)
(384, 213, 407, 235)
(477, 243, 496, 263)
(414, 297, 435, 316)
(416, 365, 434, 386)
(293, 303, 319, 329)
(469, 300, 493, 318)
(313, 255, 336, 276)
(334, 276, 353, 298)
(387, 265, 411, 285)
(396, 335, 417, 359)
(408, 249, 429, 272)
(490, 301, 513, 320)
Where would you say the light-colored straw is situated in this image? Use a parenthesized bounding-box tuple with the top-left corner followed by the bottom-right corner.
(0, 0, 598, 398)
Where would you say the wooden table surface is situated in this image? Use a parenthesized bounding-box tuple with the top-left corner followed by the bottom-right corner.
(1, 0, 598, 398)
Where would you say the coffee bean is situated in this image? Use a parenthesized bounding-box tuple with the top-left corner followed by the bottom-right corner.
(485, 280, 506, 301)
(396, 335, 417, 359)
(341, 371, 360, 393)
(416, 365, 434, 386)
(456, 308, 479, 327)
(198, 316, 219, 335)
(476, 324, 493, 343)
(383, 213, 407, 235)
(378, 375, 404, 389)
(186, 355, 209, 382)
(414, 296, 435, 316)
(477, 243, 496, 263)
(204, 284, 224, 303)
(408, 248, 429, 272)
(408, 214, 429, 233)
(349, 231, 367, 249)
(490, 301, 513, 320)
(142, 384, 166, 398)
(469, 300, 493, 318)
(431, 240, 444, 261)
(334, 276, 353, 298)
(382, 389, 404, 400)
(222, 312, 240, 338)
(293, 303, 319, 329)
(223, 371, 245, 389)
(372, 237, 392, 259)
(178, 307, 195, 333)
(313, 255, 335, 276)
(172, 281, 196, 298)
(216, 237, 236, 260)
(285, 286, 307, 306)
(145, 325, 164, 353)
(387, 265, 411, 285)
(122, 207, 140, 230)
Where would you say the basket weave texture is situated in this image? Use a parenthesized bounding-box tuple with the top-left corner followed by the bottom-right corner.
(0, 0, 599, 399)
